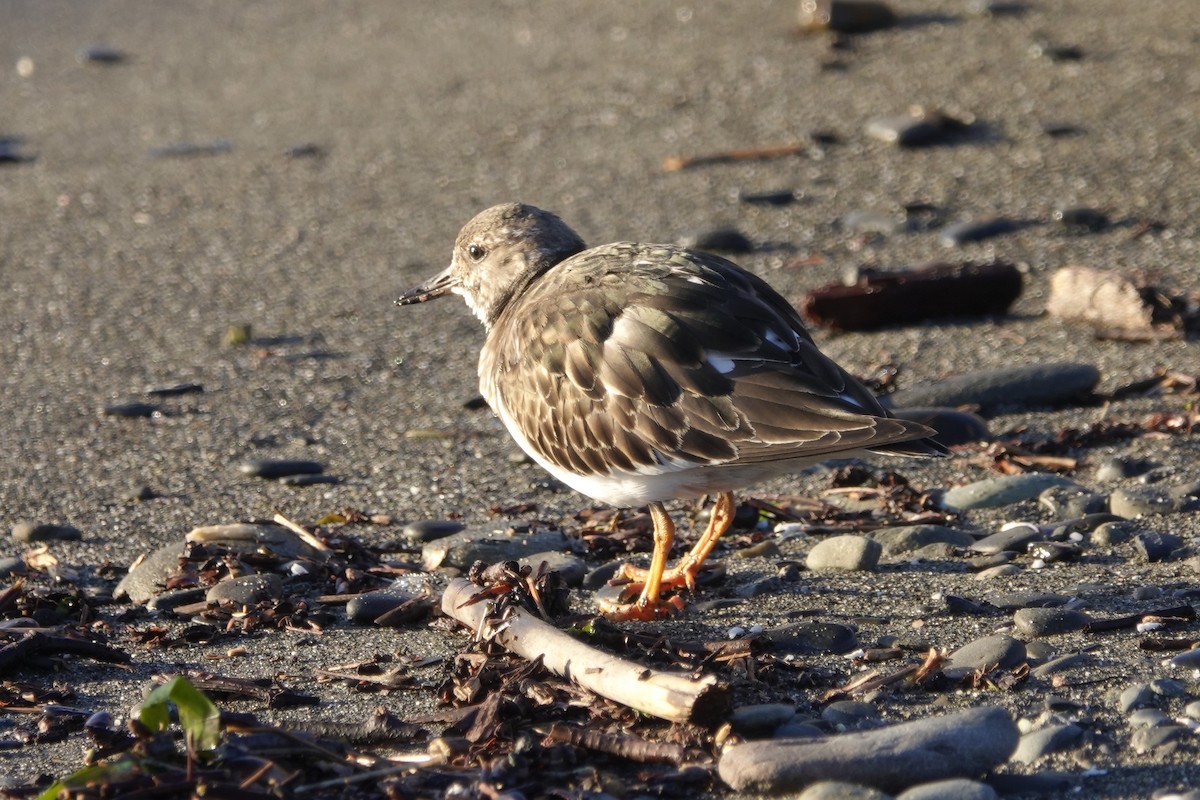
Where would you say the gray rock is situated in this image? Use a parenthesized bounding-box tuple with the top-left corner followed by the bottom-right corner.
(518, 551, 587, 587)
(807, 535, 882, 571)
(1118, 684, 1155, 713)
(1111, 486, 1182, 518)
(0, 556, 28, 577)
(185, 523, 325, 560)
(346, 587, 429, 626)
(974, 564, 1022, 579)
(1013, 607, 1090, 637)
(1149, 678, 1188, 698)
(888, 407, 991, 447)
(769, 621, 859, 655)
(1091, 521, 1138, 547)
(238, 458, 325, 479)
(886, 363, 1100, 416)
(1011, 722, 1083, 764)
(1095, 456, 1156, 482)
(939, 217, 1019, 247)
(1038, 486, 1109, 518)
(1128, 709, 1171, 729)
(1183, 700, 1200, 720)
(205, 573, 283, 605)
(943, 475, 1077, 512)
(401, 519, 466, 543)
(822, 700, 879, 729)
(422, 529, 573, 571)
(115, 543, 187, 605)
(988, 591, 1072, 611)
(1168, 647, 1200, 670)
(11, 521, 82, 542)
(728, 703, 797, 737)
(718, 705, 1018, 793)
(797, 782, 892, 800)
(103, 400, 159, 418)
(1131, 724, 1187, 754)
(870, 525, 974, 556)
(1031, 652, 1092, 678)
(969, 523, 1045, 554)
(944, 635, 1026, 680)
(145, 587, 207, 613)
(1134, 531, 1185, 563)
(896, 778, 999, 800)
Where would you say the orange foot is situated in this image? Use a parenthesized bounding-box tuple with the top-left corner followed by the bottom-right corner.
(595, 583, 687, 621)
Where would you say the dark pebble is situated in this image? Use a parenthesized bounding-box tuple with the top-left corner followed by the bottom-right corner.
(865, 107, 965, 147)
(238, 459, 325, 479)
(206, 573, 283, 606)
(988, 591, 1071, 611)
(0, 137, 33, 165)
(943, 595, 997, 616)
(870, 524, 974, 556)
(402, 519, 465, 544)
(121, 485, 160, 503)
(1053, 206, 1108, 232)
(1013, 607, 1090, 637)
(1038, 486, 1109, 519)
(11, 521, 82, 543)
(278, 474, 340, 486)
(284, 143, 326, 159)
(104, 401, 160, 418)
(939, 217, 1019, 247)
(888, 407, 991, 447)
(144, 382, 204, 397)
(728, 704, 797, 737)
(1052, 513, 1125, 540)
(146, 587, 208, 613)
(1042, 122, 1084, 138)
(78, 46, 126, 64)
(1135, 531, 1185, 563)
(583, 560, 624, 590)
(885, 362, 1100, 415)
(346, 587, 426, 626)
(462, 394, 489, 410)
(768, 621, 859, 655)
(797, 0, 897, 33)
(944, 635, 1026, 679)
(821, 700, 878, 728)
(682, 227, 754, 254)
(739, 189, 798, 206)
(965, 1, 1029, 16)
(1027, 541, 1079, 563)
(0, 556, 28, 577)
(1110, 486, 1182, 518)
(150, 139, 233, 159)
(1030, 41, 1084, 62)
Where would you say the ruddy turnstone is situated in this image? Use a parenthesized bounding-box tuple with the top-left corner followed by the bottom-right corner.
(398, 203, 946, 620)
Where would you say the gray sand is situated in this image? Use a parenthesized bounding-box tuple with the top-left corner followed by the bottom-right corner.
(3, 1, 1200, 795)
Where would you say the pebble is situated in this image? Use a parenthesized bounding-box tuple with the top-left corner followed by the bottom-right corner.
(1013, 607, 1090, 637)
(1134, 531, 1185, 563)
(968, 523, 1044, 554)
(886, 363, 1100, 415)
(1090, 520, 1138, 547)
(728, 703, 798, 737)
(1129, 709, 1171, 729)
(1148, 678, 1188, 698)
(0, 556, 27, 577)
(796, 782, 890, 800)
(114, 543, 187, 605)
(346, 587, 427, 626)
(206, 573, 283, 606)
(1184, 700, 1200, 720)
(718, 705, 1018, 793)
(806, 535, 882, 571)
(185, 523, 325, 560)
(1110, 486, 1183, 518)
(11, 521, 82, 543)
(735, 540, 781, 559)
(1011, 722, 1083, 764)
(975, 564, 1021, 580)
(821, 700, 878, 729)
(768, 621, 859, 656)
(988, 591, 1071, 611)
(739, 189, 798, 206)
(840, 209, 901, 236)
(1031, 652, 1092, 678)
(279, 474, 339, 486)
(1095, 456, 1156, 482)
(78, 46, 126, 64)
(582, 560, 623, 590)
(519, 551, 587, 587)
(150, 139, 233, 159)
(103, 401, 159, 418)
(401, 519, 465, 543)
(681, 227, 754, 254)
(1131, 725, 1188, 754)
(896, 778, 999, 800)
(869, 525, 973, 556)
(1118, 684, 1156, 713)
(422, 529, 573, 571)
(144, 382, 204, 397)
(1169, 648, 1200, 670)
(1053, 206, 1108, 232)
(797, 0, 897, 34)
(1038, 486, 1109, 518)
(146, 587, 207, 613)
(939, 217, 1019, 247)
(967, 552, 1013, 570)
(238, 459, 325, 480)
(865, 107, 963, 147)
(887, 407, 991, 447)
(943, 635, 1026, 680)
(942, 475, 1077, 512)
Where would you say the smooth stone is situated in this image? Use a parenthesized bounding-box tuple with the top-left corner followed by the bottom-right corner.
(1095, 456, 1156, 482)
(886, 363, 1100, 416)
(1090, 520, 1138, 547)
(840, 209, 901, 235)
(774, 721, 826, 739)
(1134, 531, 1185, 562)
(807, 535, 882, 571)
(1132, 586, 1163, 601)
(864, 108, 955, 147)
(1053, 206, 1108, 232)
(346, 587, 425, 626)
(896, 778, 999, 800)
(582, 560, 623, 590)
(727, 703, 798, 737)
(939, 217, 1018, 247)
(103, 401, 160, 418)
(1038, 486, 1109, 518)
(1118, 684, 1155, 713)
(1183, 700, 1200, 720)
(1013, 607, 1090, 637)
(943, 475, 1077, 512)
(1111, 486, 1181, 518)
(144, 382, 204, 397)
(888, 407, 991, 447)
(988, 591, 1071, 611)
(907, 542, 958, 561)
(796, 782, 891, 800)
(0, 556, 28, 577)
(1169, 648, 1200, 671)
(975, 564, 1022, 579)
(185, 523, 324, 560)
(278, 474, 339, 486)
(1167, 480, 1200, 502)
(398, 520, 463, 544)
(1026, 541, 1079, 563)
(822, 700, 878, 728)
(967, 552, 1014, 570)
(238, 459, 325, 479)
(739, 189, 797, 206)
(768, 621, 859, 655)
(870, 525, 974, 556)
(1011, 722, 1083, 764)
(797, 0, 897, 33)
(206, 573, 283, 605)
(422, 529, 573, 571)
(145, 587, 207, 613)
(11, 521, 82, 542)
(942, 595, 996, 616)
(1031, 652, 1092, 678)
(1149, 678, 1188, 698)
(1129, 709, 1171, 729)
(718, 706, 1018, 793)
(1023, 640, 1057, 663)
(943, 635, 1026, 680)
(115, 543, 187, 604)
(681, 227, 753, 254)
(1131, 725, 1187, 754)
(518, 551, 587, 587)
(969, 524, 1045, 554)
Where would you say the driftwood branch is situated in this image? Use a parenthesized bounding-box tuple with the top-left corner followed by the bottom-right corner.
(441, 578, 729, 725)
(0, 632, 131, 673)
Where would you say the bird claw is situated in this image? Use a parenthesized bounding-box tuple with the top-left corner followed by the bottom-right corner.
(596, 591, 687, 621)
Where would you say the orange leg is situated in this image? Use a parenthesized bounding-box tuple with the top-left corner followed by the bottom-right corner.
(598, 492, 736, 621)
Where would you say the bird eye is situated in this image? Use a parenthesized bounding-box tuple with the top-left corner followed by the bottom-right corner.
(466, 244, 486, 261)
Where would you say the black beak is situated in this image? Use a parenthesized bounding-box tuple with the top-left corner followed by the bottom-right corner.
(395, 265, 457, 306)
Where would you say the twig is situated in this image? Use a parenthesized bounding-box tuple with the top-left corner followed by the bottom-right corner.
(0, 631, 131, 672)
(272, 512, 333, 552)
(662, 142, 807, 172)
(1083, 604, 1196, 634)
(441, 578, 729, 725)
(536, 722, 685, 764)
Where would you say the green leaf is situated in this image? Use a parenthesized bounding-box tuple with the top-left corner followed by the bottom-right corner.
(37, 759, 137, 800)
(140, 675, 221, 753)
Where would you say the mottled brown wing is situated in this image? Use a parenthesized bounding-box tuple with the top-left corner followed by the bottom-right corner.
(482, 243, 938, 477)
